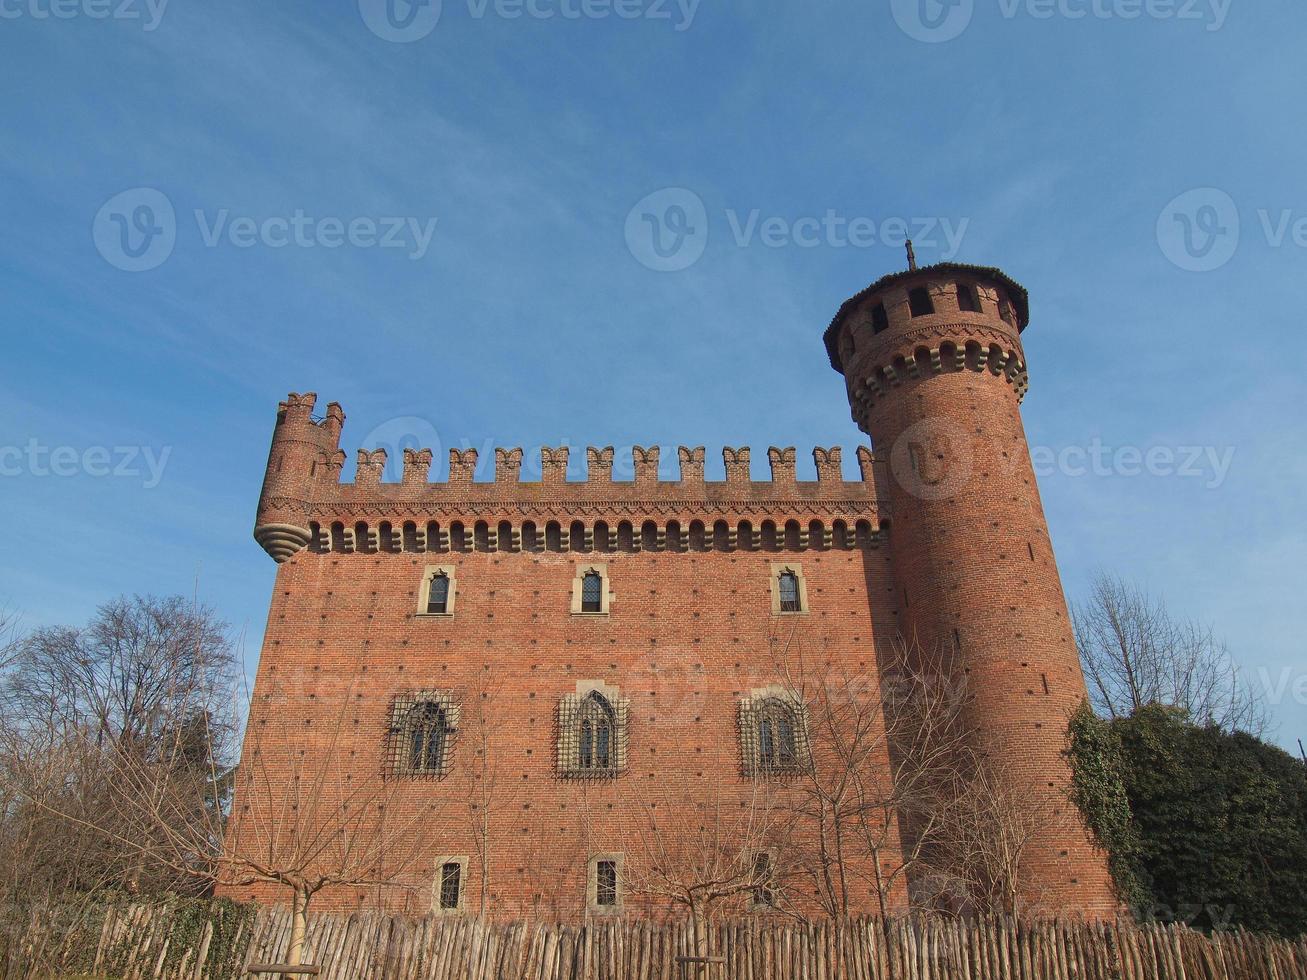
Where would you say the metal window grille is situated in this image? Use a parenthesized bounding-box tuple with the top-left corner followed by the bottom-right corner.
(427, 574, 450, 614)
(778, 572, 801, 612)
(439, 862, 462, 910)
(581, 572, 603, 612)
(558, 690, 628, 778)
(387, 692, 460, 778)
(595, 860, 618, 907)
(739, 696, 808, 777)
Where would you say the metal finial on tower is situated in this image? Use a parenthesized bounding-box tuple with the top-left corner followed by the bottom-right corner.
(906, 240, 917, 271)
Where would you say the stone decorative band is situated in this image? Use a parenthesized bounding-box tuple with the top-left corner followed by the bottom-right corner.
(252, 524, 313, 564)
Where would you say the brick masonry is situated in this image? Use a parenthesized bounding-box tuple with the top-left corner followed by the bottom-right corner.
(221, 261, 1115, 920)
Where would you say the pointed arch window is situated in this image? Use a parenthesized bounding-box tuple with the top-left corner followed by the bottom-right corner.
(559, 683, 628, 777)
(740, 691, 808, 776)
(427, 573, 450, 614)
(417, 565, 457, 617)
(581, 572, 603, 613)
(571, 564, 611, 615)
(770, 563, 807, 615)
(756, 699, 799, 770)
(578, 692, 615, 771)
(390, 692, 459, 777)
(778, 572, 800, 612)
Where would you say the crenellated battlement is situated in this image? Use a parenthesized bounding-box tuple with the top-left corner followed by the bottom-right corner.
(254, 393, 884, 562)
(339, 443, 867, 489)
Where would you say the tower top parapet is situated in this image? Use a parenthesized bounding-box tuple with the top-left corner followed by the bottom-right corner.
(822, 262, 1029, 373)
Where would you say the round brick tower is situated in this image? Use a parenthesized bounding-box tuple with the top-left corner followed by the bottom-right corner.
(254, 391, 345, 563)
(823, 261, 1116, 915)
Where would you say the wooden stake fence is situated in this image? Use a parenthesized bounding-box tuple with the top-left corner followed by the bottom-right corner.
(1, 901, 1305, 980)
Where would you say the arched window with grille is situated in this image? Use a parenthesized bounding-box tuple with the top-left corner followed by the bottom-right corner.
(390, 692, 459, 777)
(756, 699, 798, 770)
(740, 689, 808, 776)
(559, 683, 628, 777)
(578, 692, 614, 771)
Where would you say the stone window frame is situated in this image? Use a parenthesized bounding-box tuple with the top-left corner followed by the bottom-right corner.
(769, 562, 809, 615)
(739, 685, 810, 777)
(433, 855, 469, 914)
(587, 852, 624, 914)
(570, 562, 612, 616)
(387, 690, 461, 779)
(416, 564, 458, 617)
(557, 680, 629, 779)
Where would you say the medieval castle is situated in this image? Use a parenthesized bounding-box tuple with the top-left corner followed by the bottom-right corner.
(226, 260, 1116, 920)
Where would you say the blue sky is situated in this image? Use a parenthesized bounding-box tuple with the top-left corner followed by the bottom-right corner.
(1, 0, 1304, 747)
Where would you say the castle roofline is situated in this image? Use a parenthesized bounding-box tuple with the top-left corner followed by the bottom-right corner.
(822, 262, 1029, 372)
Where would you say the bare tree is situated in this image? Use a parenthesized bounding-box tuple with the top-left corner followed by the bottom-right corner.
(1072, 572, 1267, 734)
(770, 627, 974, 919)
(0, 596, 446, 967)
(924, 756, 1053, 916)
(461, 672, 517, 917)
(0, 595, 238, 901)
(624, 777, 787, 970)
(216, 681, 445, 965)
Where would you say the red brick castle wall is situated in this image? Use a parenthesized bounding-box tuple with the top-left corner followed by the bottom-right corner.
(223, 261, 1115, 919)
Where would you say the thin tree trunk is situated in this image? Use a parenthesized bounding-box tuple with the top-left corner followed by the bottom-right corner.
(288, 887, 309, 966)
